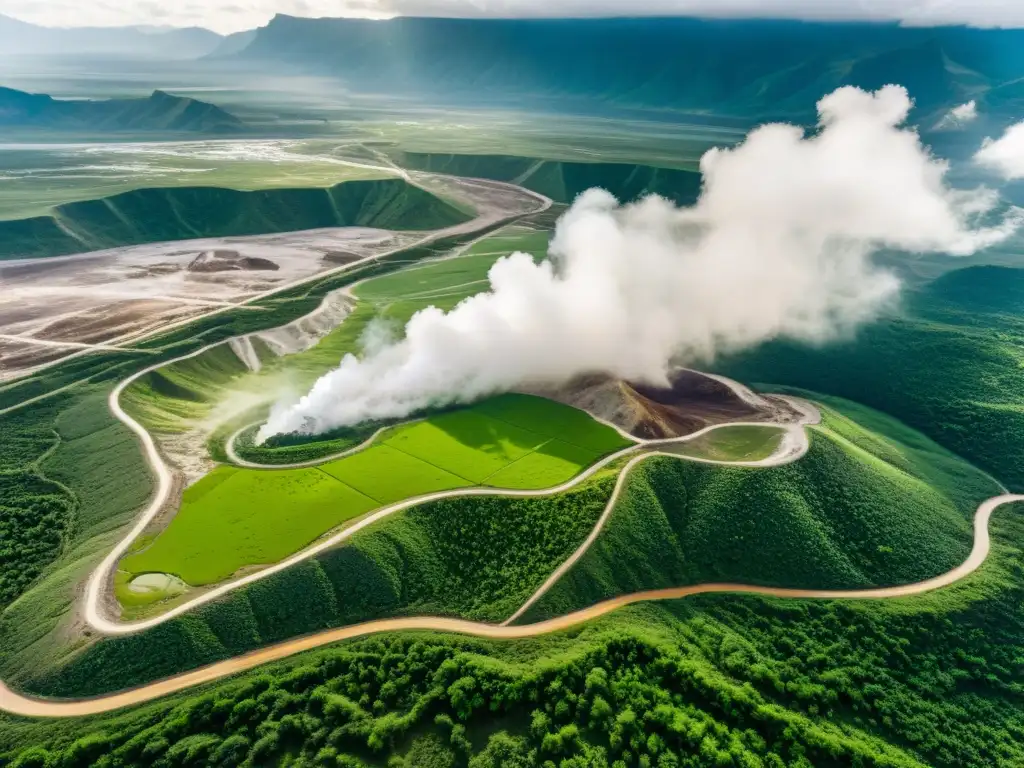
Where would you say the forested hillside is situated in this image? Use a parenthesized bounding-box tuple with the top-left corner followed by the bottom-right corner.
(234, 16, 1024, 120)
(717, 265, 1024, 491)
(0, 179, 470, 260)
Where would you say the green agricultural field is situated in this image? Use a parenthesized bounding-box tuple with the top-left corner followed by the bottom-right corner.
(319, 444, 472, 504)
(119, 466, 379, 586)
(352, 226, 550, 323)
(119, 393, 628, 589)
(483, 439, 606, 488)
(381, 411, 547, 482)
(474, 393, 629, 454)
(667, 424, 786, 462)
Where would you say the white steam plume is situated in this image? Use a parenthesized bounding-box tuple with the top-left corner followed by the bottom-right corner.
(976, 120, 1024, 180)
(937, 100, 979, 129)
(260, 85, 1019, 440)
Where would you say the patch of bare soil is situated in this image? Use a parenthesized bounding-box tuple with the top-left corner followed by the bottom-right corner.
(29, 300, 200, 344)
(537, 369, 801, 439)
(322, 250, 362, 265)
(0, 338, 70, 371)
(187, 250, 280, 273)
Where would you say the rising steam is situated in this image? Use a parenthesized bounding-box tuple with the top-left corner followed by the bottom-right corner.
(259, 85, 1020, 440)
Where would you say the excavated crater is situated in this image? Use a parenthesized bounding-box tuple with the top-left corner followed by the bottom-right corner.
(532, 369, 802, 440)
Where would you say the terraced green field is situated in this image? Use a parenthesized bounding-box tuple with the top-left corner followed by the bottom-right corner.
(119, 393, 629, 588)
(352, 226, 550, 323)
(120, 467, 379, 586)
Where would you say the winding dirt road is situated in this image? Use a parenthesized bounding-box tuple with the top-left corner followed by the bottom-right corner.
(95, 394, 813, 635)
(4, 177, 1017, 720)
(3, 492, 1020, 718)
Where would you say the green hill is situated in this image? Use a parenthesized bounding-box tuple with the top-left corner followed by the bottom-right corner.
(0, 87, 242, 133)
(522, 397, 1000, 622)
(717, 265, 1024, 491)
(20, 396, 1000, 699)
(27, 471, 619, 697)
(396, 152, 702, 205)
(0, 13, 222, 58)
(0, 178, 471, 260)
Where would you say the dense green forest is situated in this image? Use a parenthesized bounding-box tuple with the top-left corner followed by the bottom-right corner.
(230, 421, 390, 465)
(0, 397, 76, 611)
(716, 265, 1024, 491)
(522, 399, 999, 623)
(4, 504, 1024, 767)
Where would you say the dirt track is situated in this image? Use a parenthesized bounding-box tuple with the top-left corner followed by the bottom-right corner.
(2, 491, 1020, 718)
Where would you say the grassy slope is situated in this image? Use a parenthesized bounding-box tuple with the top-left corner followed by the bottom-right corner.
(668, 424, 786, 462)
(120, 394, 628, 587)
(25, 469, 620, 698)
(524, 398, 1000, 623)
(716, 265, 1024, 491)
(0, 178, 470, 260)
(0, 204, 500, 688)
(0, 387, 152, 689)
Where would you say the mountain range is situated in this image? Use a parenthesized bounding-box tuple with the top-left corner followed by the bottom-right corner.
(0, 87, 243, 133)
(0, 12, 222, 58)
(225, 15, 1024, 121)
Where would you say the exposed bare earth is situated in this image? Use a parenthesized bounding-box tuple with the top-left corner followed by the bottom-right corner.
(0, 169, 547, 381)
(534, 369, 804, 440)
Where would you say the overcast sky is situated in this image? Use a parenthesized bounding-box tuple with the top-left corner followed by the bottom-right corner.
(4, 0, 1024, 34)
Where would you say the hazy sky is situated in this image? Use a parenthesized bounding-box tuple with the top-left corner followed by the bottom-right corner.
(4, 0, 1024, 34)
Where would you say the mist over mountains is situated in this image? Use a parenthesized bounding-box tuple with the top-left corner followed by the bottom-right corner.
(0, 87, 243, 132)
(0, 13, 222, 58)
(226, 15, 1024, 120)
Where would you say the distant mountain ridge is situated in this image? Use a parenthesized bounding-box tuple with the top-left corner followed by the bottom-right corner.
(231, 15, 1024, 120)
(0, 12, 221, 58)
(0, 87, 243, 133)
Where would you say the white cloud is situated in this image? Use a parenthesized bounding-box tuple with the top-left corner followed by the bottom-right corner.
(6, 0, 1024, 35)
(976, 121, 1024, 180)
(260, 85, 1020, 439)
(937, 100, 980, 129)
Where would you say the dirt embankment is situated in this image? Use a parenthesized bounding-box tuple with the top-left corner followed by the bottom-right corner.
(536, 369, 803, 440)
